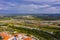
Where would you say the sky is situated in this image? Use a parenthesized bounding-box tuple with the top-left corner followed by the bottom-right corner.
(0, 0, 60, 14)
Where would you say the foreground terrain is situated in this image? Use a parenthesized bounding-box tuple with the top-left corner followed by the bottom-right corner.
(0, 14, 60, 40)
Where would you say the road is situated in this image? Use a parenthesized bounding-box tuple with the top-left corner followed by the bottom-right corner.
(9, 26, 58, 40)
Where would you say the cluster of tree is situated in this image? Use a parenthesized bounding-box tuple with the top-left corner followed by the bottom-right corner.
(34, 14, 60, 20)
(9, 26, 58, 40)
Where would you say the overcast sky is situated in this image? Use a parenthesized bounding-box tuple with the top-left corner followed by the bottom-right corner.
(0, 0, 60, 14)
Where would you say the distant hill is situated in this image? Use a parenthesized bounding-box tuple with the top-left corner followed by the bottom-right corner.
(0, 13, 60, 20)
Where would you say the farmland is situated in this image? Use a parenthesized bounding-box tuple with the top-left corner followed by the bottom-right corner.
(0, 14, 60, 40)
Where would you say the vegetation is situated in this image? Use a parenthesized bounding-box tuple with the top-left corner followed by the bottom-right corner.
(9, 25, 58, 40)
(0, 14, 60, 40)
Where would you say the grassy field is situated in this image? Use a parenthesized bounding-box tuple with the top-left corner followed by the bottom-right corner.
(0, 15, 60, 40)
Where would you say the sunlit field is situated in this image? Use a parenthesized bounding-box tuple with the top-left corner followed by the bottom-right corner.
(0, 14, 60, 40)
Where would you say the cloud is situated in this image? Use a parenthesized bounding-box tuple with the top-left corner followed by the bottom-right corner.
(0, 0, 60, 13)
(24, 0, 55, 3)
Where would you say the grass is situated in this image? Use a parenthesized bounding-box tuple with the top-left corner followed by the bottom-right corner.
(9, 26, 58, 40)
